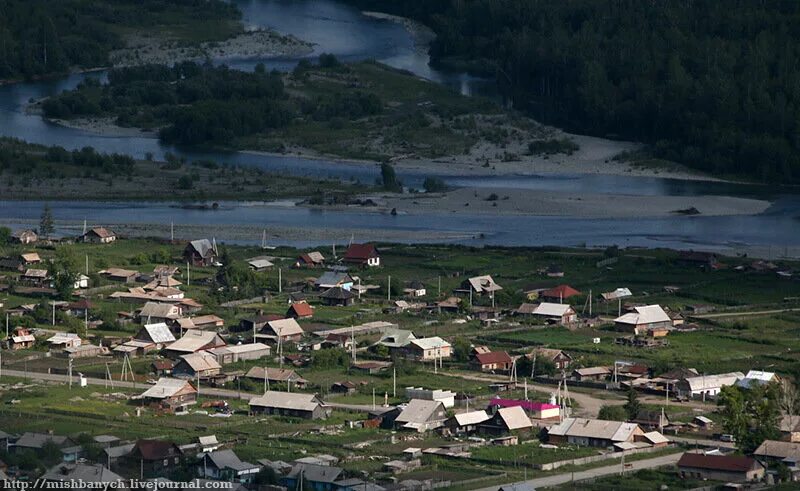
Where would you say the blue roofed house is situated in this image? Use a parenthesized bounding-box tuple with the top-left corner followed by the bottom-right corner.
(314, 272, 354, 291)
(197, 449, 261, 483)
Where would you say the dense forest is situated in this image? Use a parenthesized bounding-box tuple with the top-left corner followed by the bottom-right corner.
(0, 0, 240, 80)
(345, 0, 800, 182)
(43, 60, 383, 146)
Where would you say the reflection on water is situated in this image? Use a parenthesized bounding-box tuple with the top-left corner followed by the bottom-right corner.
(0, 199, 797, 254)
(0, 0, 797, 251)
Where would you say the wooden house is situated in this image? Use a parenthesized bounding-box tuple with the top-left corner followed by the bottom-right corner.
(342, 243, 380, 267)
(82, 227, 116, 244)
(139, 378, 197, 412)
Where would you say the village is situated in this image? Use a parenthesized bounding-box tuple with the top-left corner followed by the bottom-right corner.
(0, 225, 798, 490)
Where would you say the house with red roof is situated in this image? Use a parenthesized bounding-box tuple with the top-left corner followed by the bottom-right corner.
(294, 251, 325, 268)
(81, 227, 116, 244)
(286, 301, 314, 319)
(127, 439, 184, 476)
(540, 285, 581, 302)
(471, 351, 513, 373)
(343, 243, 380, 267)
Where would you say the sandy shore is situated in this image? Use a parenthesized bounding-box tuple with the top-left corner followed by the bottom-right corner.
(246, 132, 713, 182)
(50, 117, 158, 138)
(109, 29, 314, 67)
(322, 187, 772, 219)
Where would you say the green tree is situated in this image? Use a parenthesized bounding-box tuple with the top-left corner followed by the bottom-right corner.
(49, 245, 79, 299)
(719, 384, 781, 453)
(422, 177, 447, 193)
(254, 466, 277, 485)
(39, 203, 54, 239)
(312, 348, 349, 369)
(40, 441, 63, 466)
(452, 337, 471, 362)
(623, 388, 641, 421)
(0, 226, 10, 245)
(598, 404, 627, 421)
(380, 163, 402, 192)
(517, 355, 556, 377)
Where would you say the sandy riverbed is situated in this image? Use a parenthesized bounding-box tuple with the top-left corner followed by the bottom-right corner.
(110, 29, 314, 67)
(320, 187, 772, 219)
(246, 129, 713, 182)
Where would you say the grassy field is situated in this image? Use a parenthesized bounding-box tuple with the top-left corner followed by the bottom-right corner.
(3, 240, 800, 380)
(471, 440, 598, 466)
(551, 467, 711, 490)
(0, 233, 784, 489)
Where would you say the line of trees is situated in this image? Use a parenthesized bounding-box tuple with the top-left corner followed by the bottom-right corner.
(0, 138, 135, 177)
(0, 0, 240, 80)
(344, 0, 800, 182)
(43, 56, 384, 147)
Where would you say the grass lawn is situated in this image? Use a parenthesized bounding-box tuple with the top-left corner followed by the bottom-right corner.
(550, 467, 711, 490)
(471, 440, 598, 466)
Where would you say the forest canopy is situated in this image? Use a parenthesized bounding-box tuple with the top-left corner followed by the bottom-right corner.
(0, 0, 240, 80)
(42, 60, 384, 147)
(345, 0, 800, 182)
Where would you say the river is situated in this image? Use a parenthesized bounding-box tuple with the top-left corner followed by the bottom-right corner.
(0, 0, 797, 255)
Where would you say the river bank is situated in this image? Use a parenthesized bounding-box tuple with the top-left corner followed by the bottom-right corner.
(244, 130, 716, 183)
(310, 187, 772, 219)
(109, 29, 314, 67)
(362, 11, 436, 54)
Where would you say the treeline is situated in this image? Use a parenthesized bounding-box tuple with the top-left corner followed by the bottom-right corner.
(0, 137, 134, 177)
(0, 0, 240, 80)
(43, 57, 383, 146)
(344, 0, 800, 182)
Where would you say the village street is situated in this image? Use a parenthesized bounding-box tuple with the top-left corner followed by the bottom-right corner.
(472, 452, 683, 491)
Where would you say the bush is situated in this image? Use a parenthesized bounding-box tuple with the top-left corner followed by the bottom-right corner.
(527, 138, 579, 156)
(598, 404, 628, 421)
(318, 53, 341, 68)
(422, 177, 448, 192)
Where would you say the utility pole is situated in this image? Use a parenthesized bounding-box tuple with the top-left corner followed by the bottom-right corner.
(68, 358, 73, 389)
(438, 275, 441, 297)
(105, 363, 114, 389)
(187, 262, 191, 286)
(393, 367, 396, 398)
(387, 276, 391, 301)
(85, 254, 89, 275)
(52, 302, 55, 326)
(351, 325, 356, 363)
(278, 268, 282, 294)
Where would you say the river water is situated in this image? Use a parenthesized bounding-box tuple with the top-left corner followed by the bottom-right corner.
(0, 0, 797, 254)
